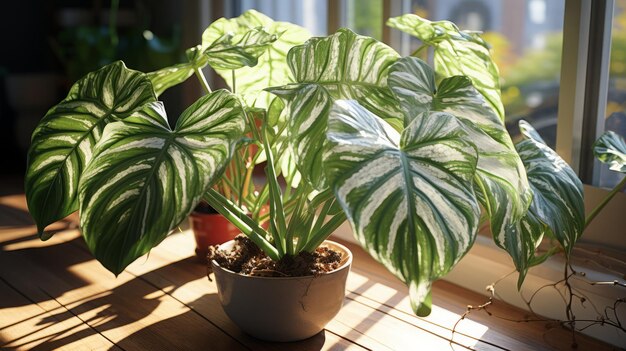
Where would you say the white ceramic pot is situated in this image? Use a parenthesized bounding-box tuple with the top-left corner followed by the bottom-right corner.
(211, 240, 352, 342)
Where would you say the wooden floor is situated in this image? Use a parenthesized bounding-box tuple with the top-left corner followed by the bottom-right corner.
(0, 193, 617, 350)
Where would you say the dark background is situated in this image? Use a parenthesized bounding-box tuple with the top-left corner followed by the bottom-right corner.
(0, 0, 213, 192)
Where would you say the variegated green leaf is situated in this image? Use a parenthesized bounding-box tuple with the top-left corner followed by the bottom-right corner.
(593, 131, 626, 173)
(147, 47, 208, 97)
(268, 28, 403, 189)
(147, 12, 278, 96)
(209, 10, 311, 108)
(387, 14, 505, 120)
(324, 100, 480, 316)
(78, 90, 245, 275)
(503, 211, 546, 288)
(388, 57, 532, 257)
(25, 61, 156, 239)
(203, 27, 277, 70)
(266, 97, 302, 188)
(148, 63, 194, 97)
(518, 120, 585, 247)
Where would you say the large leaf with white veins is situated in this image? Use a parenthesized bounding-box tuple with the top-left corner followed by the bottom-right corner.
(593, 131, 626, 173)
(268, 28, 403, 189)
(25, 61, 156, 238)
(387, 14, 505, 120)
(324, 100, 480, 316)
(206, 10, 310, 108)
(518, 122, 584, 242)
(78, 90, 245, 275)
(388, 57, 532, 256)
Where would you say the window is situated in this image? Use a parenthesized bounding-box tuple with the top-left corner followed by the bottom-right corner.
(388, 0, 566, 149)
(235, 0, 328, 36)
(340, 0, 384, 39)
(598, 0, 626, 188)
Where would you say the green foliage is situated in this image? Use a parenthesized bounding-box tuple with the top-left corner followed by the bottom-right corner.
(79, 92, 245, 274)
(387, 14, 505, 120)
(268, 28, 403, 190)
(25, 61, 156, 238)
(206, 10, 311, 108)
(593, 131, 626, 173)
(324, 100, 480, 316)
(147, 10, 285, 97)
(388, 57, 533, 272)
(507, 121, 584, 287)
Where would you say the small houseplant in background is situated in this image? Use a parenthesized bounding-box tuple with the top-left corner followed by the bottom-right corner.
(24, 9, 624, 344)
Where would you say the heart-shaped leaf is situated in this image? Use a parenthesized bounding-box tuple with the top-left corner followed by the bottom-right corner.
(209, 10, 311, 108)
(25, 61, 156, 238)
(78, 90, 245, 275)
(593, 131, 626, 173)
(387, 14, 505, 120)
(388, 57, 532, 257)
(506, 121, 584, 286)
(324, 100, 480, 316)
(268, 28, 403, 189)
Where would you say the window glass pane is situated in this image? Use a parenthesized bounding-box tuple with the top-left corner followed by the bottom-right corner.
(238, 0, 328, 36)
(598, 0, 626, 188)
(342, 0, 383, 40)
(401, 0, 565, 149)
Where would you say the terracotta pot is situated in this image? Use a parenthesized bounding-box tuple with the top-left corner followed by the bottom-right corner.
(189, 212, 240, 262)
(211, 240, 352, 342)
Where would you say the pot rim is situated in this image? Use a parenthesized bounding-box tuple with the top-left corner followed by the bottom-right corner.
(210, 239, 353, 281)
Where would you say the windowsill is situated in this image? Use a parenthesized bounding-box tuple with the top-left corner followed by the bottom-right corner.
(331, 221, 626, 348)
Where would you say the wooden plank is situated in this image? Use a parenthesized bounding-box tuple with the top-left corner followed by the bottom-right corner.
(0, 227, 246, 351)
(339, 239, 617, 351)
(0, 278, 118, 351)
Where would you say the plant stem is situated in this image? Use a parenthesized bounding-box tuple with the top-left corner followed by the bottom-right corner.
(240, 97, 262, 142)
(410, 44, 428, 58)
(302, 212, 346, 252)
(204, 189, 279, 260)
(584, 175, 626, 229)
(262, 126, 288, 256)
(194, 67, 212, 94)
(286, 184, 311, 255)
(231, 70, 236, 94)
(240, 147, 254, 205)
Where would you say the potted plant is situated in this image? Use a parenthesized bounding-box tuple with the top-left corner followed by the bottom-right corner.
(24, 9, 622, 343)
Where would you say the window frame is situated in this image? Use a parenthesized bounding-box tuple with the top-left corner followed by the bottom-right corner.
(557, 0, 624, 251)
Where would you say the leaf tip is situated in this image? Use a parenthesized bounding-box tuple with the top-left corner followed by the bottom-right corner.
(409, 281, 433, 317)
(516, 269, 528, 291)
(39, 227, 53, 241)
